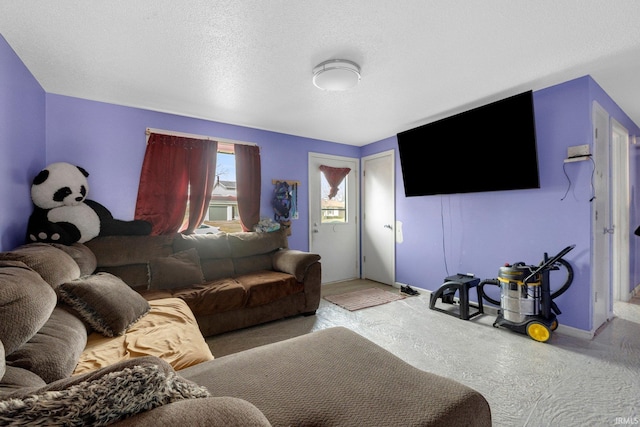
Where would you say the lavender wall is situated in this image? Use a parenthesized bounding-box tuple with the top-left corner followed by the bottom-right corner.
(363, 76, 640, 332)
(45, 94, 359, 251)
(0, 35, 46, 251)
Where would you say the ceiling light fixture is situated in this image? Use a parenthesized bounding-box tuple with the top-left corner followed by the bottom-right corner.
(312, 59, 361, 91)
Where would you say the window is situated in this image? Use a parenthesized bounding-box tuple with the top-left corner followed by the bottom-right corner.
(320, 173, 347, 223)
(136, 130, 261, 235)
(187, 143, 243, 233)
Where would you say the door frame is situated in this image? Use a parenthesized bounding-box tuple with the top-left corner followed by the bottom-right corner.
(361, 149, 396, 285)
(592, 101, 611, 330)
(611, 118, 631, 303)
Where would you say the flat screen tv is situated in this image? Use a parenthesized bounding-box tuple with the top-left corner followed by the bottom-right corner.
(397, 90, 540, 197)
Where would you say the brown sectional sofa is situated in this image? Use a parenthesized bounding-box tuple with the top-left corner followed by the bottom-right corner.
(84, 229, 322, 337)
(0, 232, 492, 426)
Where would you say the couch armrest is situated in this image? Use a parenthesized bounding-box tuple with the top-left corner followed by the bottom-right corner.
(110, 396, 272, 427)
(272, 249, 320, 282)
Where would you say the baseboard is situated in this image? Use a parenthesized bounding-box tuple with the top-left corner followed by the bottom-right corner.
(556, 323, 594, 340)
(411, 282, 594, 340)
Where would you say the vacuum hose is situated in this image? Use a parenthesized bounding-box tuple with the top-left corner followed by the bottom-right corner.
(479, 258, 574, 306)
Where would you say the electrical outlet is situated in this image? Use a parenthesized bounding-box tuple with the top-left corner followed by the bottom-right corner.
(567, 144, 590, 158)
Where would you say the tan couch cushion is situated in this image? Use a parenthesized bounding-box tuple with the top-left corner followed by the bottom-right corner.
(74, 298, 214, 375)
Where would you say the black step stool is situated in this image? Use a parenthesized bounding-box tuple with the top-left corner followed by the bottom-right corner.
(429, 274, 484, 320)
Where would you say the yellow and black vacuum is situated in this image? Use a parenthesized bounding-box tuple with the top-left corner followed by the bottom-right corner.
(479, 245, 575, 342)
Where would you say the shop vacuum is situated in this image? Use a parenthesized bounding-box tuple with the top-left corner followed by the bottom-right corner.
(479, 245, 575, 342)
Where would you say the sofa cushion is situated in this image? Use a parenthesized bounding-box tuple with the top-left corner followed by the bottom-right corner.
(227, 230, 288, 258)
(0, 340, 4, 380)
(0, 356, 210, 426)
(144, 279, 247, 317)
(0, 261, 56, 355)
(199, 258, 236, 282)
(74, 298, 214, 375)
(233, 253, 273, 276)
(0, 244, 81, 289)
(58, 273, 151, 337)
(235, 271, 304, 308)
(0, 366, 46, 394)
(148, 248, 205, 290)
(272, 249, 321, 282)
(110, 396, 272, 427)
(85, 234, 175, 267)
(49, 242, 97, 276)
(5, 306, 88, 383)
(95, 264, 150, 291)
(173, 233, 232, 259)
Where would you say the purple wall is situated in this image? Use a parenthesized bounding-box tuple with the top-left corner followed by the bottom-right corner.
(0, 35, 46, 251)
(45, 95, 359, 251)
(363, 76, 640, 332)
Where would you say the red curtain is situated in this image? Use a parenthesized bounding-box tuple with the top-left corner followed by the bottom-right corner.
(183, 141, 218, 234)
(319, 165, 351, 199)
(135, 133, 217, 235)
(235, 144, 261, 231)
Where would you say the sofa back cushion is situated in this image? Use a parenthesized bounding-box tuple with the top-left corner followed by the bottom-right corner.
(0, 244, 81, 289)
(85, 235, 175, 289)
(5, 306, 88, 383)
(48, 242, 97, 276)
(147, 248, 206, 290)
(0, 261, 56, 355)
(0, 340, 4, 380)
(227, 230, 288, 258)
(173, 233, 231, 259)
(173, 233, 235, 281)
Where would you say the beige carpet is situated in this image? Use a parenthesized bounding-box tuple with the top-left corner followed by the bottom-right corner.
(323, 287, 405, 311)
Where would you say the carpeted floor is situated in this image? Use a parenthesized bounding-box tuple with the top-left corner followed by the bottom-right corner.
(205, 279, 640, 426)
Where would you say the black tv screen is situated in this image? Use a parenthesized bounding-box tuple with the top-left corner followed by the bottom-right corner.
(397, 90, 540, 197)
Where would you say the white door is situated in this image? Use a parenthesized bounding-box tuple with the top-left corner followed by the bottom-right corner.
(362, 150, 395, 286)
(592, 101, 611, 330)
(308, 153, 359, 284)
(611, 119, 631, 303)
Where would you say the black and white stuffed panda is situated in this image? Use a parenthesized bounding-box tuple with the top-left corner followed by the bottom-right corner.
(26, 162, 152, 245)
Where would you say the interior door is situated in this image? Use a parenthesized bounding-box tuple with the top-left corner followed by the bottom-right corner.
(592, 101, 611, 330)
(308, 153, 359, 284)
(362, 150, 395, 285)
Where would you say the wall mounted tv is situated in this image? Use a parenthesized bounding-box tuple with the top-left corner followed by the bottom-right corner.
(397, 90, 540, 197)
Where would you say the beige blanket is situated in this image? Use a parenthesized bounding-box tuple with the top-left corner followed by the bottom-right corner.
(74, 298, 213, 375)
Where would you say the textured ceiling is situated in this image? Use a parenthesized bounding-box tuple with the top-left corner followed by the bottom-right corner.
(2, 1, 640, 146)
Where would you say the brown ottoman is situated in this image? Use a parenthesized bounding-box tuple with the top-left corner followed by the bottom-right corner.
(181, 327, 491, 426)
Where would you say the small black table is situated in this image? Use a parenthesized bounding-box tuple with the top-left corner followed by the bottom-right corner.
(429, 274, 484, 320)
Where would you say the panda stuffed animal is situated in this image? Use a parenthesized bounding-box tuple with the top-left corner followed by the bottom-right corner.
(27, 162, 152, 245)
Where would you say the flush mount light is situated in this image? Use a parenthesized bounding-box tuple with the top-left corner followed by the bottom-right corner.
(312, 59, 361, 91)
